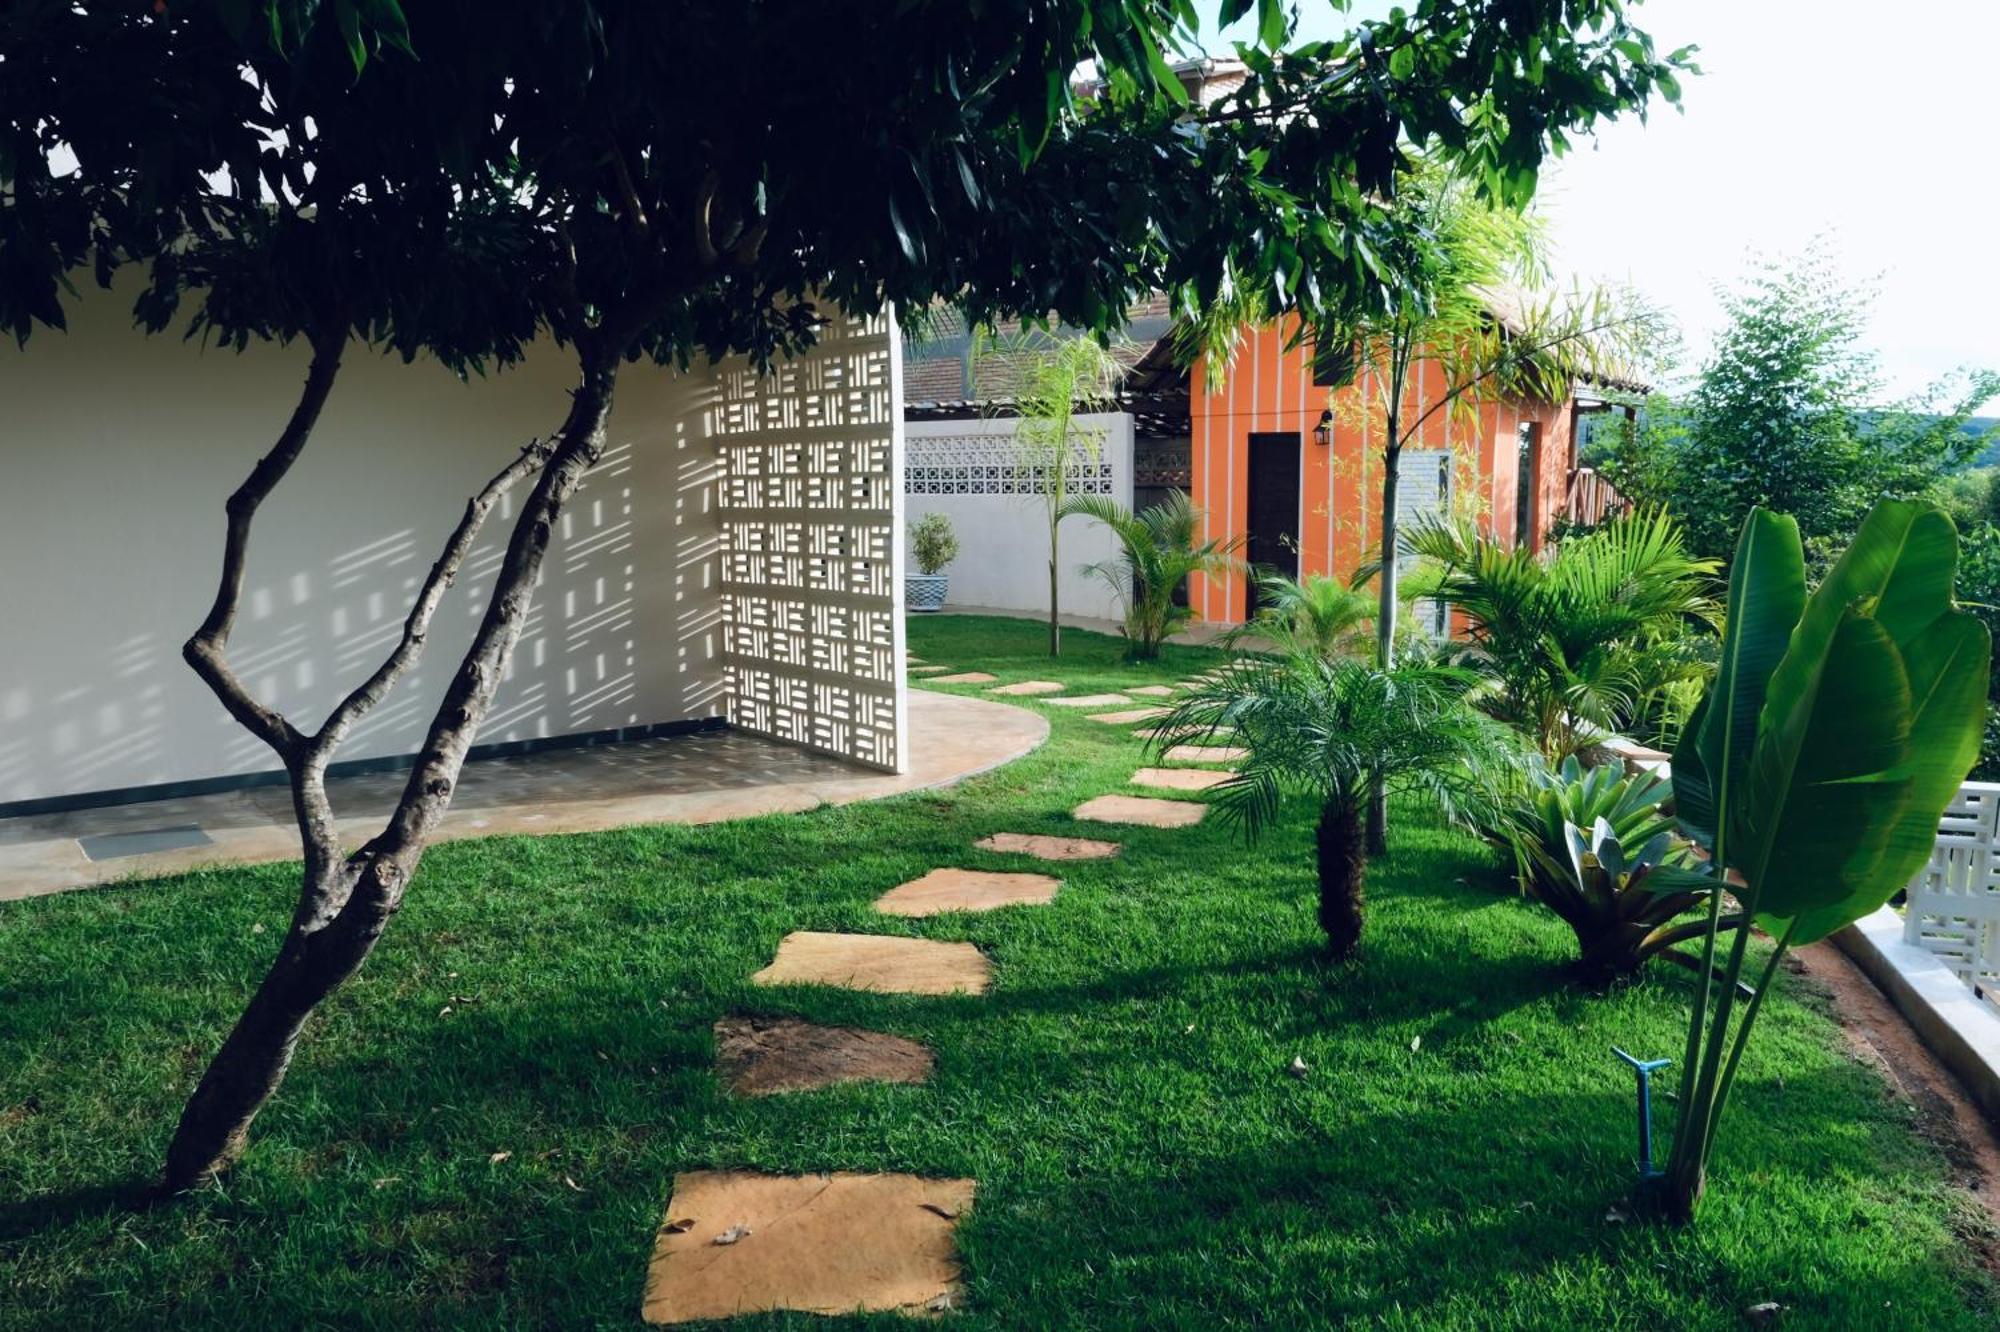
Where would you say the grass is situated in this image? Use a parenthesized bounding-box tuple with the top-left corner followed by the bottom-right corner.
(0, 613, 1994, 1329)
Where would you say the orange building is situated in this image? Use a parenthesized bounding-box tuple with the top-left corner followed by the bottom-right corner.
(1187, 317, 1590, 626)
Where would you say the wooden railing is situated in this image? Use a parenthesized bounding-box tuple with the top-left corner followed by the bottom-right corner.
(1563, 466, 1628, 527)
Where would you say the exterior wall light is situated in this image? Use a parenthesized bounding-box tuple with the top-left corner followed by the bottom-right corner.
(1312, 409, 1333, 447)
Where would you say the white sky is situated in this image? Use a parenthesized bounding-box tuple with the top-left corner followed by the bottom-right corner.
(1207, 0, 2000, 410)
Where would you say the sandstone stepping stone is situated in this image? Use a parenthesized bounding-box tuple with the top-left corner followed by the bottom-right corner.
(1087, 707, 1168, 725)
(875, 867, 1060, 917)
(1132, 767, 1233, 792)
(714, 1015, 934, 1095)
(989, 680, 1066, 696)
(905, 655, 924, 663)
(1073, 794, 1207, 828)
(1126, 684, 1177, 697)
(930, 671, 997, 684)
(1164, 744, 1249, 763)
(1043, 692, 1131, 707)
(752, 931, 992, 995)
(642, 1170, 976, 1324)
(908, 665, 951, 675)
(974, 832, 1121, 861)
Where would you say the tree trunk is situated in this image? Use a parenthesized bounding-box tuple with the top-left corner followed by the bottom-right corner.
(1048, 528, 1062, 657)
(1315, 797, 1368, 960)
(159, 354, 622, 1194)
(1367, 430, 1402, 855)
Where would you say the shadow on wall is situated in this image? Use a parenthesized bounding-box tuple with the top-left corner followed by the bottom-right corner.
(0, 293, 729, 808)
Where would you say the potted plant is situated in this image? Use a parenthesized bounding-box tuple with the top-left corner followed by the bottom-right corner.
(907, 512, 959, 612)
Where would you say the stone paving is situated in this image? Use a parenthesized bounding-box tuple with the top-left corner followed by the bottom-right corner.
(656, 657, 1235, 1322)
(1163, 744, 1249, 764)
(874, 867, 1060, 917)
(642, 1171, 975, 1323)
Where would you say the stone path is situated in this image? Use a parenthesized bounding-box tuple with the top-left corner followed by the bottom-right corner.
(642, 1171, 975, 1323)
(974, 831, 1121, 861)
(988, 680, 1066, 696)
(874, 867, 1060, 917)
(650, 658, 1238, 1322)
(1073, 794, 1207, 828)
(1087, 707, 1168, 725)
(752, 931, 993, 995)
(1164, 744, 1249, 764)
(1131, 767, 1232, 792)
(714, 1016, 934, 1096)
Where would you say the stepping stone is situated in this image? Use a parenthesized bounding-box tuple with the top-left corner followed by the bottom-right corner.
(908, 665, 951, 675)
(1073, 795, 1207, 828)
(1132, 767, 1233, 792)
(875, 867, 1060, 917)
(1088, 707, 1168, 725)
(974, 832, 1121, 861)
(989, 680, 1066, 696)
(1164, 744, 1249, 763)
(905, 655, 924, 664)
(1126, 684, 1177, 697)
(752, 931, 992, 995)
(1043, 693, 1131, 708)
(642, 1170, 975, 1324)
(714, 1015, 934, 1095)
(930, 671, 997, 684)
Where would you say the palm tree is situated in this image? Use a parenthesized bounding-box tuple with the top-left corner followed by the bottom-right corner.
(1231, 570, 1378, 658)
(1153, 653, 1519, 958)
(1408, 508, 1719, 761)
(1066, 491, 1241, 659)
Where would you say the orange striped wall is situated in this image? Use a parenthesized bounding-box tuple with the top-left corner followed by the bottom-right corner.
(1188, 321, 1571, 625)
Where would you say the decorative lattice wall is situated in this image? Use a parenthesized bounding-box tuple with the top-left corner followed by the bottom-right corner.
(713, 310, 906, 772)
(1904, 780, 2000, 1009)
(905, 429, 1116, 496)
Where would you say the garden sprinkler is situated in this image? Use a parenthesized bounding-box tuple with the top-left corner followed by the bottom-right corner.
(1612, 1047, 1671, 1181)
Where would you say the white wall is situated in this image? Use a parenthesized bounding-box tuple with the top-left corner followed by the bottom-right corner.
(903, 413, 1133, 620)
(0, 283, 728, 806)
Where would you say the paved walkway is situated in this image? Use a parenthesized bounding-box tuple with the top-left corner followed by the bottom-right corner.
(0, 690, 1048, 902)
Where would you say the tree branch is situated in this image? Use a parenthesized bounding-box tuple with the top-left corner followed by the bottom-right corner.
(310, 436, 556, 756)
(183, 328, 345, 758)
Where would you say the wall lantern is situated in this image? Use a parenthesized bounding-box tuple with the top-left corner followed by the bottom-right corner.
(1312, 409, 1333, 447)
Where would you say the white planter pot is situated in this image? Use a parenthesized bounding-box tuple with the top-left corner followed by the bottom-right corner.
(906, 573, 950, 612)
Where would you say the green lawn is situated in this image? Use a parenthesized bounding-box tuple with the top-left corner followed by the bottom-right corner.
(0, 614, 1993, 1329)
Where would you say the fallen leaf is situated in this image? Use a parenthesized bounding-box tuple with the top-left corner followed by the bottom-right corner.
(1604, 1204, 1630, 1225)
(919, 1202, 959, 1220)
(438, 1005, 453, 1018)
(713, 1224, 751, 1246)
(1745, 1301, 1785, 1326)
(563, 1175, 584, 1193)
(925, 1292, 957, 1312)
(372, 1177, 400, 1189)
(488, 1151, 512, 1165)
(596, 1050, 610, 1062)
(1409, 1035, 1422, 1053)
(1184, 1024, 1195, 1035)
(663, 1218, 696, 1235)
(251, 923, 265, 935)
(1286, 1056, 1309, 1079)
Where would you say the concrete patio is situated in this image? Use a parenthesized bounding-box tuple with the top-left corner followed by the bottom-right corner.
(0, 690, 1046, 902)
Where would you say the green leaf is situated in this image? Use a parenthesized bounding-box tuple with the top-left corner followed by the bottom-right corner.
(1742, 609, 1914, 929)
(1672, 509, 1804, 849)
(336, 0, 367, 77)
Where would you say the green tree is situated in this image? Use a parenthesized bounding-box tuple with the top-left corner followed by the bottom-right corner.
(1676, 249, 1998, 560)
(4, 0, 1689, 1193)
(1155, 653, 1518, 958)
(1067, 490, 1242, 658)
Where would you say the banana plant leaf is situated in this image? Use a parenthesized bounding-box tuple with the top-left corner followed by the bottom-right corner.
(1671, 510, 1805, 851)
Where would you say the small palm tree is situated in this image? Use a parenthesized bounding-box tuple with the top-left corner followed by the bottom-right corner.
(1066, 491, 1242, 659)
(1232, 570, 1378, 657)
(1153, 653, 1520, 958)
(1408, 508, 1719, 761)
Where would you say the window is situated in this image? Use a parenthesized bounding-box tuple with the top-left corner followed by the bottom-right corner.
(1310, 338, 1357, 388)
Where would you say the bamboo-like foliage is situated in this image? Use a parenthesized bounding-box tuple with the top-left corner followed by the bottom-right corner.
(1659, 500, 1991, 1221)
(1409, 508, 1720, 760)
(1066, 491, 1241, 659)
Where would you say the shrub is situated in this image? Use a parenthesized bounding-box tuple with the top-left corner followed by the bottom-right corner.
(1498, 757, 1736, 984)
(910, 512, 959, 575)
(1066, 491, 1241, 659)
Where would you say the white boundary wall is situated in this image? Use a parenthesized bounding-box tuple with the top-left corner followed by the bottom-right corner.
(0, 285, 905, 805)
(903, 413, 1133, 621)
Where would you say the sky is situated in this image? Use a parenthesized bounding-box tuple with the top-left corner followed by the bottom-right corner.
(1204, 0, 2000, 410)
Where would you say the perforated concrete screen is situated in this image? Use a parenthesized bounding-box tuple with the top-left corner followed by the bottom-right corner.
(714, 310, 907, 773)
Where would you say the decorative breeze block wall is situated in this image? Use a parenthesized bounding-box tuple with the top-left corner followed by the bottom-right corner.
(713, 310, 907, 772)
(1904, 779, 2000, 1009)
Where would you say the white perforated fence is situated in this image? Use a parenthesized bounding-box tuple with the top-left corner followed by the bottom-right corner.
(902, 413, 1133, 619)
(1904, 780, 2000, 1010)
(713, 310, 906, 772)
